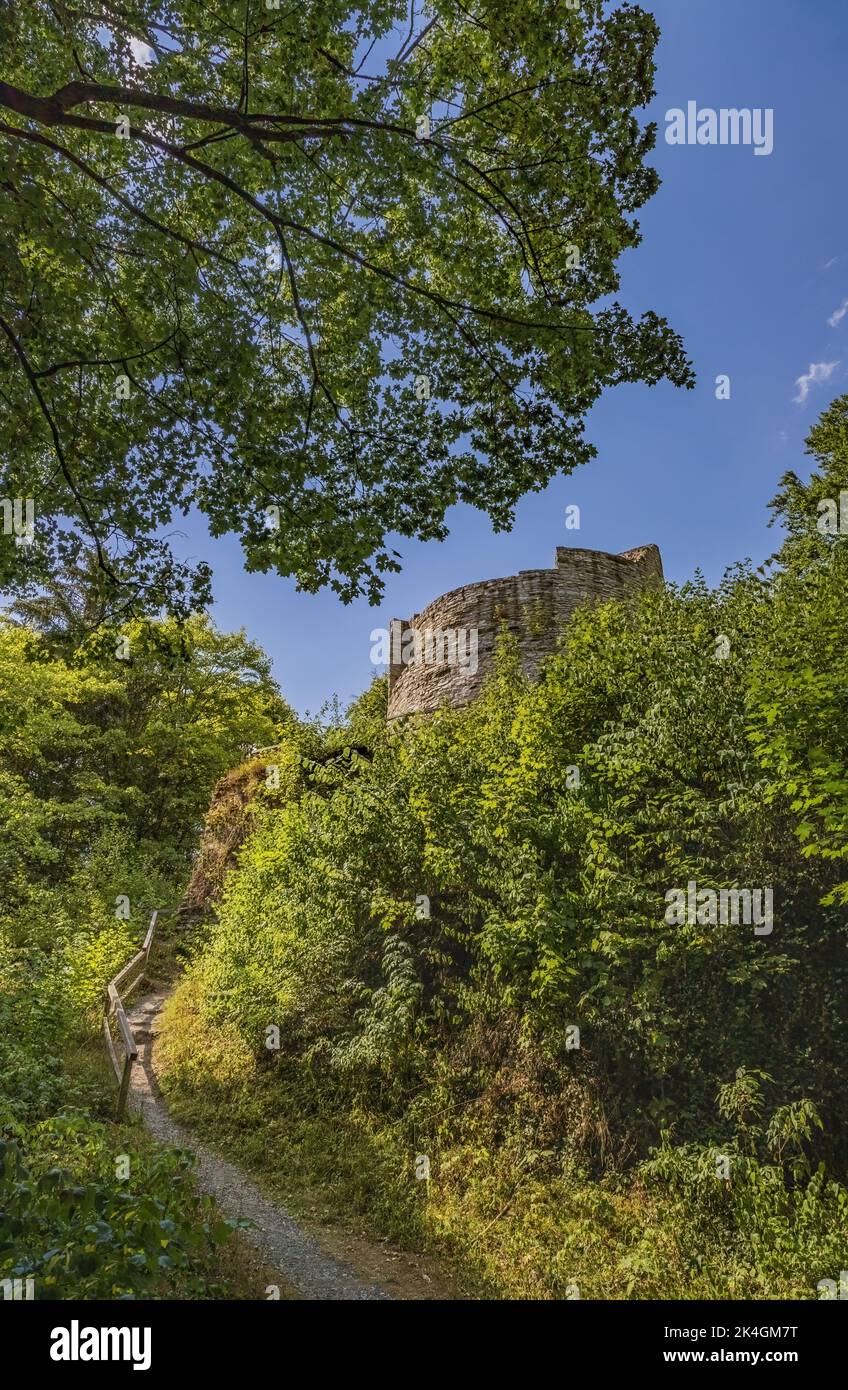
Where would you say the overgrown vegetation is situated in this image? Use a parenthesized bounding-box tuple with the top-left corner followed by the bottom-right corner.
(158, 399, 848, 1299)
(0, 609, 290, 1297)
(5, 398, 848, 1300)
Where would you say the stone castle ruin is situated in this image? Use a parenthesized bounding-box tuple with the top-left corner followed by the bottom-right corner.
(387, 544, 663, 719)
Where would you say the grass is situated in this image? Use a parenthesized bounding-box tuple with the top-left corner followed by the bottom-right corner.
(154, 977, 848, 1301)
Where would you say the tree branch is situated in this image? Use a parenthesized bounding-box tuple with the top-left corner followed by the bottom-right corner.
(0, 312, 116, 581)
(34, 327, 181, 379)
(0, 121, 241, 268)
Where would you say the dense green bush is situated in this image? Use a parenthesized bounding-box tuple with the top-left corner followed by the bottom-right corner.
(181, 571, 847, 1166)
(0, 1115, 231, 1299)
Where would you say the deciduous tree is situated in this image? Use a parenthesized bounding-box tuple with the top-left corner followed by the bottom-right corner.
(0, 1, 692, 614)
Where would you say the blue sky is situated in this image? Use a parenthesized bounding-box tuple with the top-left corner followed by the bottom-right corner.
(177, 0, 848, 716)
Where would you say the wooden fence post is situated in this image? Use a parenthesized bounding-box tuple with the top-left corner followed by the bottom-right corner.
(116, 1052, 133, 1121)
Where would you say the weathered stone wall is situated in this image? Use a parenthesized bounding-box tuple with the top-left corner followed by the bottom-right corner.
(387, 544, 663, 719)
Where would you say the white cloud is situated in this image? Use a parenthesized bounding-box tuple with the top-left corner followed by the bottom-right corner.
(793, 360, 840, 405)
(129, 36, 156, 67)
(823, 256, 839, 272)
(828, 298, 848, 329)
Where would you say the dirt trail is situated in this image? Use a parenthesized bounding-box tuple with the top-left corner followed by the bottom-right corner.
(127, 991, 390, 1301)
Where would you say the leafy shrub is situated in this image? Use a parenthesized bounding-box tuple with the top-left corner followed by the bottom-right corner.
(0, 1114, 232, 1299)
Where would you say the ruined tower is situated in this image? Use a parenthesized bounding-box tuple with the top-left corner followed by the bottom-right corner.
(387, 544, 663, 719)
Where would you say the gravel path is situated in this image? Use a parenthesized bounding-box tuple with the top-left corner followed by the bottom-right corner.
(126, 991, 390, 1301)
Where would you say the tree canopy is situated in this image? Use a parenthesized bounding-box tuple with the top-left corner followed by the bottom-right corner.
(0, 609, 289, 936)
(0, 1, 692, 615)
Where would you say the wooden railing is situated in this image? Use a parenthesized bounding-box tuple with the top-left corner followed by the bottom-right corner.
(103, 908, 166, 1120)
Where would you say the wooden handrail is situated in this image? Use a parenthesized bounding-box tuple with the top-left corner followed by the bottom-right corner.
(109, 948, 148, 996)
(103, 907, 177, 1120)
